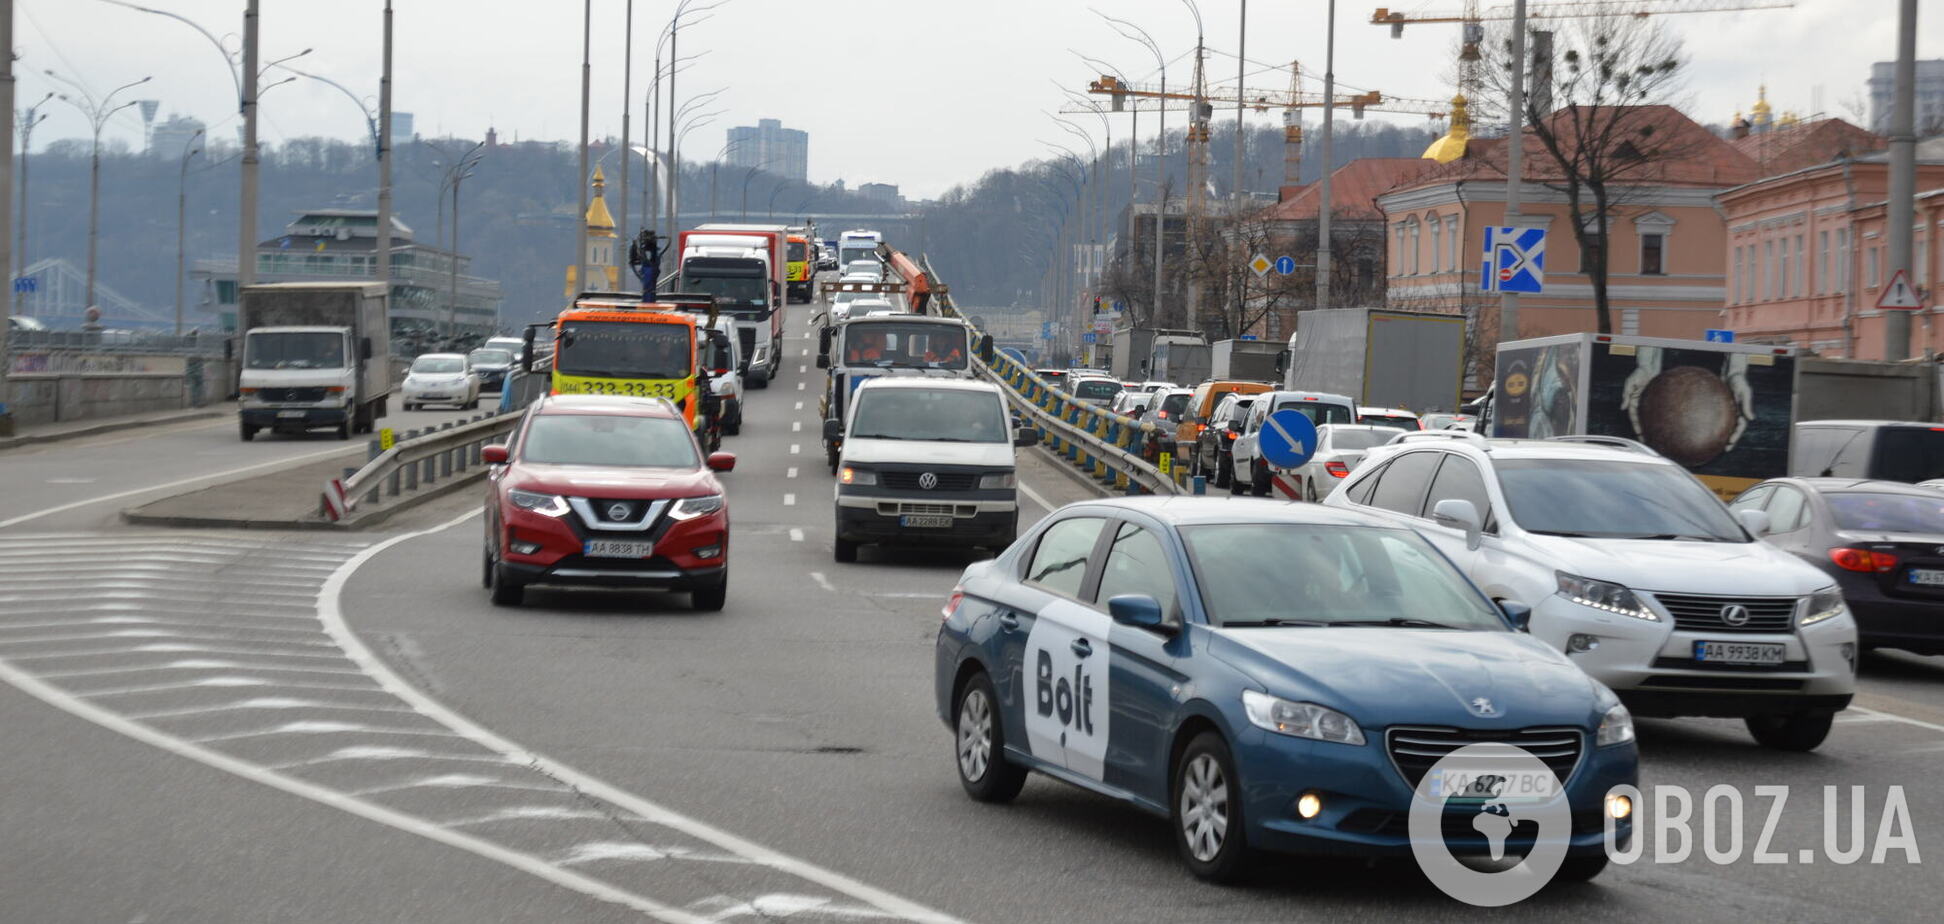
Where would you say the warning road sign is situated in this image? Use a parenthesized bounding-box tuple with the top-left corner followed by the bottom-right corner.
(1876, 269, 1922, 310)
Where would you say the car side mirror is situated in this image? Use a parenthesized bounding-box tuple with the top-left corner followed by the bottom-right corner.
(822, 418, 843, 443)
(1014, 426, 1037, 447)
(1736, 508, 1772, 537)
(977, 334, 996, 364)
(481, 444, 509, 464)
(520, 327, 537, 373)
(815, 353, 829, 369)
(1107, 594, 1170, 632)
(1274, 349, 1289, 375)
(359, 336, 373, 361)
(707, 451, 736, 472)
(1498, 600, 1532, 631)
(1431, 498, 1484, 551)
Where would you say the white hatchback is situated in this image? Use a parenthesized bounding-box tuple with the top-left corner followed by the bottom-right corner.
(1322, 432, 1859, 751)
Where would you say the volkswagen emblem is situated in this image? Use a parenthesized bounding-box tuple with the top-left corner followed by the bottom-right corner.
(917, 472, 939, 490)
(606, 502, 632, 522)
(1720, 604, 1752, 627)
(1468, 696, 1498, 717)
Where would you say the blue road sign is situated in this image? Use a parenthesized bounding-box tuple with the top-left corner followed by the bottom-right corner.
(1240, 334, 1258, 340)
(1258, 408, 1319, 470)
(1480, 227, 1546, 293)
(11, 277, 34, 294)
(1041, 322, 1053, 339)
(1274, 255, 1298, 275)
(1082, 332, 1096, 344)
(1705, 329, 1736, 343)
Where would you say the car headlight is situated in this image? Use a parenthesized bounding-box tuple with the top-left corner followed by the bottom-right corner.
(668, 494, 725, 520)
(1800, 586, 1847, 627)
(1240, 690, 1365, 746)
(839, 466, 876, 486)
(1555, 571, 1658, 621)
(979, 471, 1016, 490)
(1597, 703, 1636, 747)
(507, 489, 569, 517)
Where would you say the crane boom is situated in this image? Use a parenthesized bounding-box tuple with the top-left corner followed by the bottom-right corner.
(1374, 1, 1794, 31)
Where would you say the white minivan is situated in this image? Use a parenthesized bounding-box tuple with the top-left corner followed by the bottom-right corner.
(828, 378, 1036, 562)
(1323, 431, 1859, 751)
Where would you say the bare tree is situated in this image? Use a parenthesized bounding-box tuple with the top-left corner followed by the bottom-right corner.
(1482, 16, 1687, 333)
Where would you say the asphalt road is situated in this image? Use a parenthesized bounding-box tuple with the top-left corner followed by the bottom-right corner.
(2, 303, 1941, 921)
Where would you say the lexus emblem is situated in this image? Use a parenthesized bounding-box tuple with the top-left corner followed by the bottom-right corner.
(918, 472, 939, 490)
(606, 503, 632, 521)
(1720, 604, 1752, 627)
(1468, 696, 1498, 717)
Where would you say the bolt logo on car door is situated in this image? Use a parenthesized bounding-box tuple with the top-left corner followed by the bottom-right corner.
(1022, 599, 1112, 780)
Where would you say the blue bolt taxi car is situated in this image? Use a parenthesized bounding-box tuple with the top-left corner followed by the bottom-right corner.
(934, 497, 1638, 882)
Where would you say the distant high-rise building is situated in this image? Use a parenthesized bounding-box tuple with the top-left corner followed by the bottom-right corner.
(390, 111, 415, 143)
(149, 114, 206, 158)
(725, 118, 808, 183)
(1868, 60, 1944, 135)
(857, 183, 901, 207)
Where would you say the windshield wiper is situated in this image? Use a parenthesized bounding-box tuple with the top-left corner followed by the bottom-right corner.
(1621, 533, 1731, 542)
(1527, 529, 1596, 538)
(1325, 617, 1465, 629)
(848, 433, 902, 440)
(1221, 618, 1328, 628)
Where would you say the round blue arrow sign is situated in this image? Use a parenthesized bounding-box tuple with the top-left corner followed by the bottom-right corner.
(1258, 408, 1319, 469)
(1273, 255, 1297, 275)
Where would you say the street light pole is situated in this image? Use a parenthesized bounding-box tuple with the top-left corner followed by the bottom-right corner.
(1317, 0, 1337, 311)
(1502, 0, 1529, 342)
(12, 91, 50, 317)
(619, 0, 634, 251)
(176, 129, 204, 335)
(577, 0, 591, 293)
(1, 0, 13, 431)
(48, 71, 152, 311)
(1884, 0, 1918, 360)
(240, 0, 259, 289)
(378, 0, 393, 291)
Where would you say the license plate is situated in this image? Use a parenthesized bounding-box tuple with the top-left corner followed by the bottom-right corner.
(1908, 568, 1944, 587)
(1693, 640, 1786, 665)
(899, 515, 952, 528)
(276, 410, 305, 418)
(1428, 768, 1559, 802)
(584, 539, 653, 558)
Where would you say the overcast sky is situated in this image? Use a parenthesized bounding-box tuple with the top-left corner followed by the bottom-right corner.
(14, 0, 1942, 199)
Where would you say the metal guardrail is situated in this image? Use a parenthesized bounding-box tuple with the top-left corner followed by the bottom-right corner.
(329, 409, 521, 517)
(917, 255, 1184, 496)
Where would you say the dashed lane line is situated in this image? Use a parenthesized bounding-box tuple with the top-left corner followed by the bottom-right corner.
(783, 494, 796, 507)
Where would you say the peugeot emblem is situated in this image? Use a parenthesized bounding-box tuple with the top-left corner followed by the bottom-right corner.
(918, 472, 939, 490)
(1469, 696, 1498, 717)
(1720, 604, 1752, 627)
(606, 503, 631, 521)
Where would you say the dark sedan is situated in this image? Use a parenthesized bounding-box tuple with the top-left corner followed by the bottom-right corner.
(1731, 478, 1944, 654)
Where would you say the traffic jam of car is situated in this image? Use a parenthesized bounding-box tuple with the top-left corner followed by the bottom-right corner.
(478, 245, 1933, 900)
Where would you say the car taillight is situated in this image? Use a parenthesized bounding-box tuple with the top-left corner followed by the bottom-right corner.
(1156, 410, 1169, 419)
(1224, 431, 1237, 440)
(1325, 461, 1350, 478)
(1196, 423, 1207, 434)
(1829, 547, 1899, 573)
(942, 586, 964, 620)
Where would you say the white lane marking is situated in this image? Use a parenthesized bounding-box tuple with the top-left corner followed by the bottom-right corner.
(319, 511, 965, 924)
(789, 444, 800, 455)
(1850, 706, 1944, 735)
(783, 494, 796, 506)
(799, 365, 807, 374)
(442, 805, 615, 827)
(0, 444, 366, 530)
(789, 528, 804, 542)
(37, 658, 368, 680)
(8, 643, 349, 663)
(692, 895, 909, 921)
(349, 773, 571, 797)
(808, 571, 837, 593)
(796, 382, 805, 391)
(1019, 482, 1057, 514)
(792, 421, 802, 433)
(266, 746, 516, 771)
(126, 696, 417, 720)
(81, 677, 383, 698)
(794, 401, 803, 411)
(0, 659, 701, 920)
(801, 348, 808, 357)
(786, 467, 798, 479)
(191, 721, 465, 744)
(558, 842, 754, 866)
(45, 478, 97, 485)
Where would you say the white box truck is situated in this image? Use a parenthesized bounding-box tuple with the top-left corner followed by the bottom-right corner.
(236, 282, 391, 441)
(1209, 338, 1282, 382)
(1281, 307, 1466, 413)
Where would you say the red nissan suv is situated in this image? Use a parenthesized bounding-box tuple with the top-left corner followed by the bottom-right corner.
(482, 395, 735, 610)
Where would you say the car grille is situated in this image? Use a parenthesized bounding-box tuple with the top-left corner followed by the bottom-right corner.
(1385, 726, 1584, 789)
(737, 328, 756, 362)
(1339, 807, 1612, 838)
(1652, 593, 1798, 634)
(257, 386, 328, 403)
(876, 502, 974, 517)
(880, 471, 980, 491)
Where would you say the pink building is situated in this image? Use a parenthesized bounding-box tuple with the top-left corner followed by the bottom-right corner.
(1716, 136, 1944, 358)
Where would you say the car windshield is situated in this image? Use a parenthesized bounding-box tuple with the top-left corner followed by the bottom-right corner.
(247, 331, 344, 370)
(1871, 429, 1944, 482)
(680, 274, 767, 308)
(788, 241, 808, 261)
(1360, 414, 1419, 430)
(410, 356, 463, 374)
(1074, 380, 1121, 400)
(850, 388, 1006, 442)
(1826, 492, 1944, 534)
(1495, 458, 1747, 541)
(1182, 523, 1505, 629)
(1156, 393, 1191, 418)
(839, 321, 967, 369)
(1280, 401, 1355, 425)
(519, 414, 699, 468)
(1324, 428, 1391, 451)
(468, 349, 512, 366)
(554, 321, 691, 380)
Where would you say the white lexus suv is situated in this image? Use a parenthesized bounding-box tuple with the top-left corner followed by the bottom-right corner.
(1322, 431, 1858, 751)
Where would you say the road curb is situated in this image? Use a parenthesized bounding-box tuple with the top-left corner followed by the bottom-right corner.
(0, 409, 225, 451)
(120, 468, 486, 531)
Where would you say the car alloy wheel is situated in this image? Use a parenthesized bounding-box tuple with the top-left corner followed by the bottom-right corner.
(957, 686, 994, 782)
(1179, 753, 1230, 863)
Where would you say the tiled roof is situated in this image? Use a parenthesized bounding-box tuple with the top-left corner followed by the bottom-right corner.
(1389, 105, 1764, 195)
(1732, 119, 1885, 173)
(1259, 159, 1443, 221)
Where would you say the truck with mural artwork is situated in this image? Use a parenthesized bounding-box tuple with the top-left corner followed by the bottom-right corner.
(1489, 332, 1799, 500)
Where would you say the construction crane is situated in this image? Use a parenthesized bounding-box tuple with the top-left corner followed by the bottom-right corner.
(1070, 64, 1449, 185)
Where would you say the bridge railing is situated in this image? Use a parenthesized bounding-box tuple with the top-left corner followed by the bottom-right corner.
(327, 409, 522, 519)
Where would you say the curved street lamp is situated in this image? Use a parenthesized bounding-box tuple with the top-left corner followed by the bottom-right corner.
(46, 70, 151, 310)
